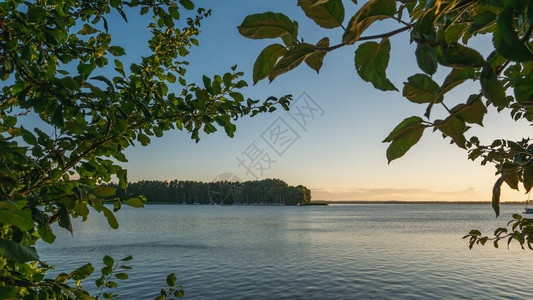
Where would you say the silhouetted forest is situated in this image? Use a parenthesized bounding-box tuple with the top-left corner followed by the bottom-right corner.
(109, 178, 311, 205)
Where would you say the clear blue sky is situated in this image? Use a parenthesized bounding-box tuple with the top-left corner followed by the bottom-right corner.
(106, 1, 530, 201)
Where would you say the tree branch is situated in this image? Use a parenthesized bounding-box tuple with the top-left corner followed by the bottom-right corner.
(316, 25, 413, 52)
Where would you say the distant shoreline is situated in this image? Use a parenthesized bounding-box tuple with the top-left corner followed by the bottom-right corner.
(143, 201, 525, 205)
(314, 200, 524, 205)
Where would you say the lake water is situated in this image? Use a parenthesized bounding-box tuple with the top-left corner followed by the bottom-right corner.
(38, 204, 533, 299)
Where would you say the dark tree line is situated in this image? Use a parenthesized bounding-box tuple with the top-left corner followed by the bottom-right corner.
(108, 178, 311, 205)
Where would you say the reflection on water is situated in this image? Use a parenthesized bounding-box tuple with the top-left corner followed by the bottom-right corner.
(39, 204, 532, 299)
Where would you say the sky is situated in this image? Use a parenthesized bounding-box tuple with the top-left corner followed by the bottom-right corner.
(61, 1, 533, 201)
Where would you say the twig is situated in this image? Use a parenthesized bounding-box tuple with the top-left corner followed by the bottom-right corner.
(316, 25, 413, 52)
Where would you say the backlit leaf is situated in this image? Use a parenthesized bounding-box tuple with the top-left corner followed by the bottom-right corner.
(0, 205, 33, 231)
(492, 175, 506, 217)
(480, 67, 508, 107)
(124, 197, 144, 208)
(383, 116, 424, 143)
(437, 116, 467, 149)
(504, 171, 519, 190)
(343, 0, 396, 44)
(269, 43, 316, 81)
(437, 43, 486, 68)
(438, 68, 476, 97)
(386, 125, 425, 163)
(94, 186, 117, 198)
(452, 95, 487, 126)
(355, 39, 397, 91)
(167, 273, 177, 287)
(514, 71, 533, 103)
(102, 207, 119, 229)
(415, 44, 438, 75)
(238, 12, 296, 39)
(298, 0, 345, 28)
(523, 164, 533, 193)
(402, 74, 440, 103)
(179, 0, 194, 10)
(305, 37, 329, 73)
(0, 238, 39, 263)
(253, 44, 287, 84)
(494, 7, 533, 62)
(70, 263, 95, 281)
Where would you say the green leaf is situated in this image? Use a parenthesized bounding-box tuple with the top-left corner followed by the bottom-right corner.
(523, 164, 533, 193)
(436, 43, 486, 68)
(305, 37, 329, 73)
(452, 95, 487, 126)
(38, 225, 56, 243)
(492, 175, 506, 217)
(0, 207, 33, 231)
(0, 286, 17, 298)
(504, 171, 519, 190)
(342, 0, 396, 44)
(58, 205, 72, 234)
(229, 92, 244, 103)
(480, 66, 507, 107)
(115, 273, 128, 280)
(109, 46, 125, 56)
(70, 263, 95, 281)
(438, 68, 476, 97)
(26, 6, 47, 22)
(269, 43, 316, 82)
(20, 127, 37, 145)
(0, 238, 39, 263)
(445, 23, 469, 44)
(124, 197, 144, 208)
(202, 75, 213, 95)
(179, 0, 194, 10)
(104, 255, 114, 267)
(238, 12, 296, 39)
(79, 24, 98, 35)
(493, 6, 533, 62)
(386, 125, 425, 163)
(77, 63, 95, 76)
(415, 44, 438, 75)
(514, 71, 533, 103)
(75, 202, 90, 221)
(94, 186, 117, 198)
(469, 10, 496, 34)
(101, 266, 112, 276)
(102, 206, 119, 229)
(402, 74, 440, 103)
(437, 116, 467, 148)
(168, 7, 180, 19)
(167, 273, 177, 287)
(121, 255, 133, 261)
(118, 169, 128, 190)
(253, 44, 287, 84)
(529, 1, 533, 27)
(355, 39, 397, 91)
(383, 116, 424, 143)
(298, 0, 345, 29)
(384, 116, 426, 163)
(52, 106, 64, 127)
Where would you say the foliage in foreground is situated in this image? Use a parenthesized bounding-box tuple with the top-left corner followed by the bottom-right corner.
(237, 0, 533, 248)
(0, 0, 291, 298)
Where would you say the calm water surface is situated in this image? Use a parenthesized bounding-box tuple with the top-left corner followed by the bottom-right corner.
(38, 204, 533, 299)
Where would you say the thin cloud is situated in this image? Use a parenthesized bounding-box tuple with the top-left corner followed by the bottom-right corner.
(311, 187, 481, 202)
